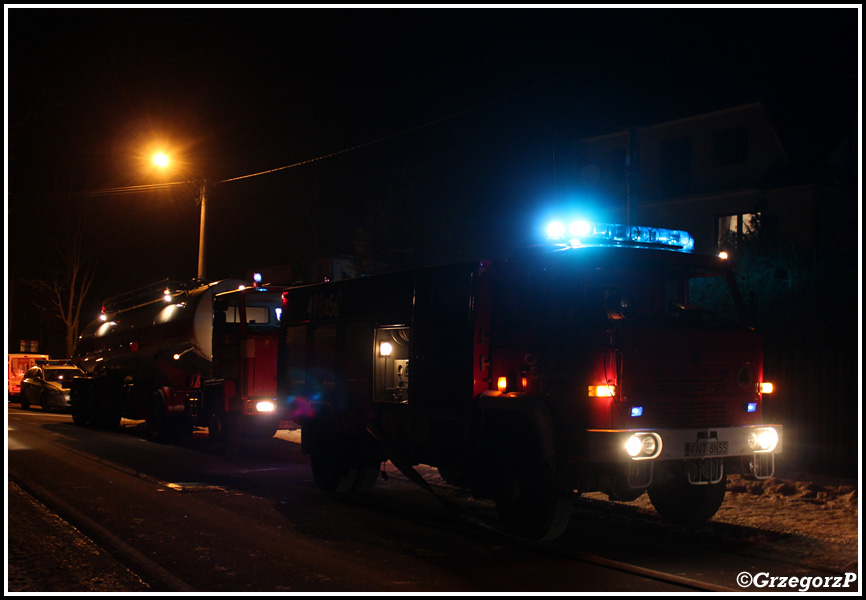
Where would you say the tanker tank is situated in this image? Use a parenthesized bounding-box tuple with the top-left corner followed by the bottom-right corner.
(75, 279, 245, 387)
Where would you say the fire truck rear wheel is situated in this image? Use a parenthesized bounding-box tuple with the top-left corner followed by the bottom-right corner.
(647, 469, 727, 526)
(308, 420, 378, 494)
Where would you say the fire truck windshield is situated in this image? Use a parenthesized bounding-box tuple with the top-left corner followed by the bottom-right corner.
(216, 290, 283, 331)
(586, 269, 741, 325)
(502, 249, 747, 332)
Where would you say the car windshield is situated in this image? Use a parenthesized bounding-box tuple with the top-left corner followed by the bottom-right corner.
(44, 367, 82, 384)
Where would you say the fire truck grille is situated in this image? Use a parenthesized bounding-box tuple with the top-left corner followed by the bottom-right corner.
(654, 377, 727, 395)
(651, 400, 728, 428)
(629, 375, 727, 397)
(626, 373, 731, 427)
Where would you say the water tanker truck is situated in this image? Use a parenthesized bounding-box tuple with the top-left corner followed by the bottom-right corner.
(71, 277, 292, 446)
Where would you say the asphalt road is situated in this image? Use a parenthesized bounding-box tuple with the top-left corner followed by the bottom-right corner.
(7, 405, 854, 593)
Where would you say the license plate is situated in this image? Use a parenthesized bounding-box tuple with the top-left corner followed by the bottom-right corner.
(685, 441, 729, 457)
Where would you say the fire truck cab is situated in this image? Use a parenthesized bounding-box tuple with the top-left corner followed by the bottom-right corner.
(278, 221, 781, 540)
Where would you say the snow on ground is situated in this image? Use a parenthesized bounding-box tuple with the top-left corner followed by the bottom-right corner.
(594, 468, 860, 574)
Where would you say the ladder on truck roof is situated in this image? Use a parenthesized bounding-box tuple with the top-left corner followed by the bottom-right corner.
(101, 279, 194, 315)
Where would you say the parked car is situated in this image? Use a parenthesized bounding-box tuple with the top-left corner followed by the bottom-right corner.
(20, 363, 84, 412)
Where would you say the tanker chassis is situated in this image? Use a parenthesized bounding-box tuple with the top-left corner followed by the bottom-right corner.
(278, 221, 782, 541)
(71, 278, 292, 446)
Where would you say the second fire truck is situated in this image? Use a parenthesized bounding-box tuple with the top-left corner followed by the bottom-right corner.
(71, 277, 292, 448)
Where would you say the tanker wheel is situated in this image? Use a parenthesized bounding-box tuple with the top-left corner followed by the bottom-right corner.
(71, 387, 93, 426)
(209, 411, 241, 457)
(146, 391, 170, 442)
(208, 411, 226, 444)
(242, 419, 278, 441)
(647, 466, 727, 526)
(94, 406, 121, 429)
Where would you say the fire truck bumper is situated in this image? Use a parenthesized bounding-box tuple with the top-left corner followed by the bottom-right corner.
(585, 424, 783, 463)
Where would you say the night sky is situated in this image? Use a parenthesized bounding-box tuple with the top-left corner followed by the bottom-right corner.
(5, 7, 859, 354)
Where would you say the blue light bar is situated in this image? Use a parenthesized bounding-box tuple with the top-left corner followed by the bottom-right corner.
(546, 220, 695, 252)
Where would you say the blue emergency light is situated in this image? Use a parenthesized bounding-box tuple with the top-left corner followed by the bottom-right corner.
(546, 220, 695, 252)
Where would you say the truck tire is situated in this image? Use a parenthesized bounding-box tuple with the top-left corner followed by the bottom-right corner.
(488, 415, 572, 541)
(94, 405, 122, 429)
(209, 411, 242, 457)
(308, 420, 379, 494)
(208, 410, 226, 444)
(494, 457, 572, 541)
(146, 390, 170, 441)
(647, 466, 727, 526)
(71, 386, 93, 426)
(242, 419, 278, 440)
(350, 466, 380, 493)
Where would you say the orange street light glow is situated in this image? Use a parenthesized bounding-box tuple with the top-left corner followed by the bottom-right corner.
(153, 153, 169, 168)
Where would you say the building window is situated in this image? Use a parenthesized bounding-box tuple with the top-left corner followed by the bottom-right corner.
(712, 127, 749, 166)
(718, 212, 759, 247)
(659, 136, 692, 196)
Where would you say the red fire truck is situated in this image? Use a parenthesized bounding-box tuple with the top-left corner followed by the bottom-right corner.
(71, 277, 292, 447)
(279, 220, 781, 540)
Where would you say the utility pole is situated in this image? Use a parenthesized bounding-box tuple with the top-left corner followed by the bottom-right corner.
(197, 179, 207, 281)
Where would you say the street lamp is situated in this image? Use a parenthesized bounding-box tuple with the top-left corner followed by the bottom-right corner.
(152, 153, 208, 282)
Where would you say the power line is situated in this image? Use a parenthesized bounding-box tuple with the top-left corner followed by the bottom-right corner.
(65, 20, 705, 198)
(70, 180, 188, 198)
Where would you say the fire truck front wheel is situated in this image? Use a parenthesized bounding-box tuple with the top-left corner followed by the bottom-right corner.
(647, 465, 727, 526)
(488, 418, 572, 541)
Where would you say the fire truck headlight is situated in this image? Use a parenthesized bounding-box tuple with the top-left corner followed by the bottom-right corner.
(625, 432, 661, 459)
(747, 427, 778, 453)
(255, 400, 276, 413)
